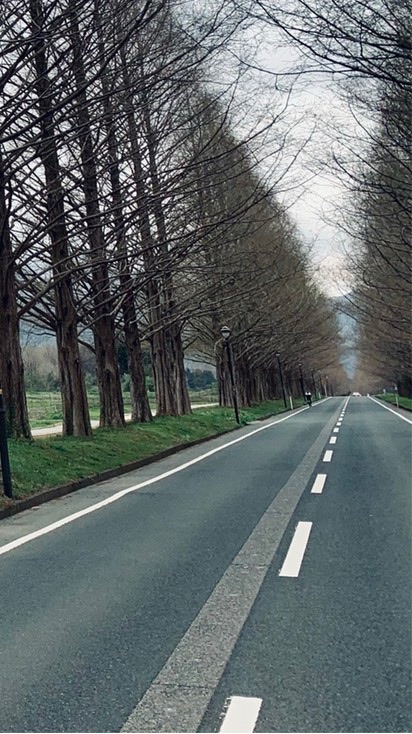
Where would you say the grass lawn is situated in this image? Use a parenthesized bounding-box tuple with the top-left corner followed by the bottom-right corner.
(376, 393, 412, 411)
(26, 391, 134, 428)
(26, 389, 218, 428)
(2, 398, 305, 508)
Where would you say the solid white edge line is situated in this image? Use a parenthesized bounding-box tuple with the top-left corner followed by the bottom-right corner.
(329, 436, 337, 444)
(220, 696, 263, 733)
(368, 396, 412, 424)
(311, 473, 327, 494)
(279, 521, 313, 577)
(323, 450, 333, 462)
(0, 401, 335, 557)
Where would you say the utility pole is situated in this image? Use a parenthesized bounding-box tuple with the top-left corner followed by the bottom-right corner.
(0, 386, 13, 498)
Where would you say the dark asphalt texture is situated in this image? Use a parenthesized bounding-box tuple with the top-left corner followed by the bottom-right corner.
(0, 398, 410, 732)
(200, 398, 412, 733)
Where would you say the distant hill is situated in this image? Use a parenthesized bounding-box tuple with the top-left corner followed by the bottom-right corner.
(20, 320, 56, 347)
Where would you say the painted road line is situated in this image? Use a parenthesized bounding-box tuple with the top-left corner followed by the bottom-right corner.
(0, 404, 316, 558)
(368, 396, 412, 424)
(329, 436, 337, 444)
(120, 416, 338, 733)
(220, 697, 262, 733)
(279, 521, 313, 577)
(323, 450, 333, 462)
(333, 428, 339, 433)
(337, 421, 342, 426)
(312, 397, 333, 408)
(311, 474, 327, 494)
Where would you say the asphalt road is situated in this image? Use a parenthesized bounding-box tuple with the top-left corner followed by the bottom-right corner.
(0, 397, 410, 732)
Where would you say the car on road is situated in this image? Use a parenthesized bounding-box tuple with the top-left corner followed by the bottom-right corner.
(352, 391, 362, 396)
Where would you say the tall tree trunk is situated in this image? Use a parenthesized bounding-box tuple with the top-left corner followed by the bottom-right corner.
(69, 7, 124, 428)
(119, 43, 182, 416)
(94, 2, 152, 422)
(141, 84, 191, 415)
(28, 0, 91, 437)
(0, 151, 31, 439)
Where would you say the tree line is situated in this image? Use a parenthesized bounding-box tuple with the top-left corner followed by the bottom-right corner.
(240, 0, 411, 397)
(0, 0, 347, 440)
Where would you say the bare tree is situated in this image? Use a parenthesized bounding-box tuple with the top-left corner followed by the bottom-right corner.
(0, 149, 31, 438)
(28, 0, 92, 436)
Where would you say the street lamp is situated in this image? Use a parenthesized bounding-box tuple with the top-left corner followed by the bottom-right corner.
(276, 352, 288, 409)
(298, 362, 305, 399)
(0, 385, 13, 498)
(220, 325, 240, 424)
(311, 371, 317, 400)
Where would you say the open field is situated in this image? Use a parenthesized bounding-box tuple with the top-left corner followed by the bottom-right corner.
(26, 388, 219, 428)
(376, 393, 412, 411)
(3, 399, 304, 507)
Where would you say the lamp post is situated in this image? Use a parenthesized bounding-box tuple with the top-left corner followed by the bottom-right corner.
(311, 371, 317, 400)
(325, 374, 329, 397)
(276, 352, 288, 409)
(221, 325, 240, 424)
(0, 385, 13, 498)
(298, 362, 305, 399)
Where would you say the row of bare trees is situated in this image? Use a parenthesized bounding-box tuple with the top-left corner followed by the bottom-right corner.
(239, 0, 411, 396)
(1, 0, 346, 440)
(350, 75, 411, 396)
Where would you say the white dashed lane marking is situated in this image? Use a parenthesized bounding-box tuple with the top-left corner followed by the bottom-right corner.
(311, 474, 327, 494)
(220, 696, 262, 733)
(279, 521, 313, 577)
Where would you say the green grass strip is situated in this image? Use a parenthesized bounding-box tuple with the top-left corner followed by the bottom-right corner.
(3, 400, 304, 507)
(376, 394, 412, 411)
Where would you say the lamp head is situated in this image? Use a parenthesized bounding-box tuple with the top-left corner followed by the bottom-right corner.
(220, 325, 231, 341)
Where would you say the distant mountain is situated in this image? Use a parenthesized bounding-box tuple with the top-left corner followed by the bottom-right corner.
(184, 357, 216, 375)
(20, 320, 56, 346)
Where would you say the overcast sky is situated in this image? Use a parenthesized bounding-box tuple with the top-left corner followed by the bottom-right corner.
(219, 21, 367, 297)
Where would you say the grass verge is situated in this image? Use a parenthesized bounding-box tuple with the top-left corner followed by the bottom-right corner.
(2, 399, 303, 509)
(376, 393, 412, 411)
(26, 389, 218, 428)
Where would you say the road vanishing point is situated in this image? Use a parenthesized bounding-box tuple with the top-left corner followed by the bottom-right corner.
(0, 397, 410, 732)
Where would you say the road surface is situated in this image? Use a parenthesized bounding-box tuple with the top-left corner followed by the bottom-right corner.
(0, 397, 410, 732)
